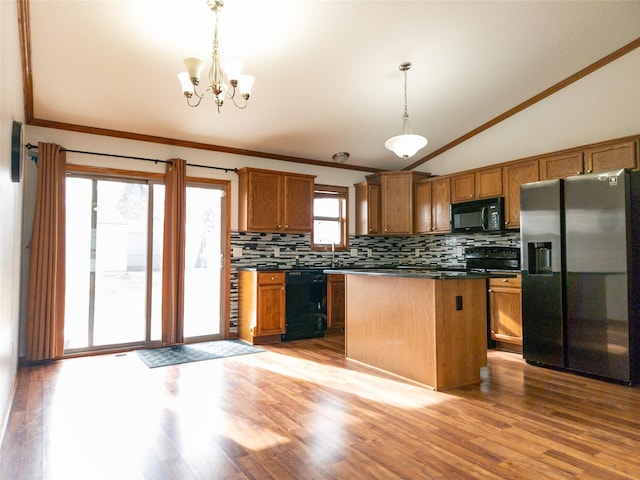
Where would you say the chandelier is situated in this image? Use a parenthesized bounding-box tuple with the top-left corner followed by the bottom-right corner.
(178, 0, 254, 112)
(384, 62, 427, 159)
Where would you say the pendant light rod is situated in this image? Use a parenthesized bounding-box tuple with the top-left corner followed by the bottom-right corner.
(400, 62, 412, 134)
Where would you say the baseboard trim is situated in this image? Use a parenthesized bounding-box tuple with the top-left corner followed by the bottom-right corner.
(0, 374, 18, 451)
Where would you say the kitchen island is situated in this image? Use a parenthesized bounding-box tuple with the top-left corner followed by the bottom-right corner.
(329, 269, 489, 390)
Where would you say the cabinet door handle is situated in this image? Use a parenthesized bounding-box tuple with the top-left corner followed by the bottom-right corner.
(503, 279, 508, 282)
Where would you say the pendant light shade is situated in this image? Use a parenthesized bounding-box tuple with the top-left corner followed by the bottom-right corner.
(385, 134, 428, 159)
(385, 62, 427, 159)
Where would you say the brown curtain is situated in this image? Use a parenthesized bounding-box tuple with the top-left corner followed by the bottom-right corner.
(161, 158, 187, 344)
(25, 143, 67, 362)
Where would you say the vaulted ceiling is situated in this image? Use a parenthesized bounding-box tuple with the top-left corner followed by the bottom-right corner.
(20, 0, 640, 173)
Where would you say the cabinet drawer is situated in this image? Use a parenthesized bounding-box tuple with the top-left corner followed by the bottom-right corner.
(489, 275, 521, 288)
(258, 272, 285, 285)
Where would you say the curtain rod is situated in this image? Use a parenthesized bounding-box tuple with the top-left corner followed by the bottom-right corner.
(24, 143, 238, 174)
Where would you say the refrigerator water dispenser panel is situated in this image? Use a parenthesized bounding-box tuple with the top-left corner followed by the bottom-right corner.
(528, 242, 552, 274)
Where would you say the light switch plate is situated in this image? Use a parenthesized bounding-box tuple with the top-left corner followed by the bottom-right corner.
(274, 246, 280, 257)
(350, 248, 357, 257)
(232, 247, 243, 258)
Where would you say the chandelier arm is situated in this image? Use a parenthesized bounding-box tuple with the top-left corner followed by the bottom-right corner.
(226, 85, 237, 100)
(186, 94, 204, 108)
(228, 95, 249, 109)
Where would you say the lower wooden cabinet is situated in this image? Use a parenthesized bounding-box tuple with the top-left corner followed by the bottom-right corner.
(327, 274, 345, 331)
(488, 275, 522, 351)
(238, 270, 285, 344)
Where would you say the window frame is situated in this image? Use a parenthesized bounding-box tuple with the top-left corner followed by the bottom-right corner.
(311, 184, 348, 252)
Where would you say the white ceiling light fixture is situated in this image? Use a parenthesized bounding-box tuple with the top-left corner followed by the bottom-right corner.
(177, 0, 254, 112)
(385, 62, 427, 159)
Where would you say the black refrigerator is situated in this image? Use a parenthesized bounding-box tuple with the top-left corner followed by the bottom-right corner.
(520, 169, 640, 384)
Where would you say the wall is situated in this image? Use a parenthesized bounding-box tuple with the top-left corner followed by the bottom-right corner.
(21, 124, 524, 340)
(21, 126, 369, 349)
(228, 230, 519, 333)
(0, 0, 25, 443)
(16, 37, 640, 350)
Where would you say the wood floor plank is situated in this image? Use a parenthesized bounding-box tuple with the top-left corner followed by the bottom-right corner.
(1, 333, 640, 479)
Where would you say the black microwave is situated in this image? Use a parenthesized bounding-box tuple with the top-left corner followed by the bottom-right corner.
(450, 197, 505, 233)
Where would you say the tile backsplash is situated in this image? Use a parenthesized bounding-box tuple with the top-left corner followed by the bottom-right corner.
(227, 230, 520, 334)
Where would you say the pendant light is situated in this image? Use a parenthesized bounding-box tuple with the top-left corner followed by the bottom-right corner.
(385, 62, 427, 159)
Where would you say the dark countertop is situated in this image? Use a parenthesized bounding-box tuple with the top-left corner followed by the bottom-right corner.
(324, 268, 518, 280)
(236, 265, 397, 272)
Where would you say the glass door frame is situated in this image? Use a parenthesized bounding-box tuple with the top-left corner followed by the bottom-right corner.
(182, 176, 231, 343)
(63, 166, 232, 355)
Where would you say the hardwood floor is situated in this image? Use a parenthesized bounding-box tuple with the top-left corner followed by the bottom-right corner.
(1, 333, 639, 479)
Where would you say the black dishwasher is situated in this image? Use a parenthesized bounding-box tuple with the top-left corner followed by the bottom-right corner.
(282, 269, 327, 341)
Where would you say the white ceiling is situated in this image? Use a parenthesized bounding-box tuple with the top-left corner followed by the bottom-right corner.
(26, 0, 640, 173)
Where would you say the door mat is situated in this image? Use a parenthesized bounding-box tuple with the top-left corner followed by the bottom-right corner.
(135, 340, 264, 368)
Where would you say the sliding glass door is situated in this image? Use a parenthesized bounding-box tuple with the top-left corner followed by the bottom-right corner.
(64, 177, 163, 351)
(183, 185, 226, 340)
(64, 175, 228, 353)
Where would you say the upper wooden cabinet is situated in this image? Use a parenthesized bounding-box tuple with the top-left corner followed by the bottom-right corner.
(583, 140, 637, 173)
(414, 180, 432, 234)
(414, 176, 451, 234)
(502, 159, 539, 230)
(451, 167, 502, 203)
(355, 181, 381, 235)
(539, 139, 638, 180)
(539, 151, 584, 180)
(431, 178, 452, 233)
(475, 167, 503, 199)
(357, 171, 429, 235)
(381, 171, 430, 235)
(451, 172, 475, 203)
(386, 171, 431, 235)
(238, 167, 316, 233)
